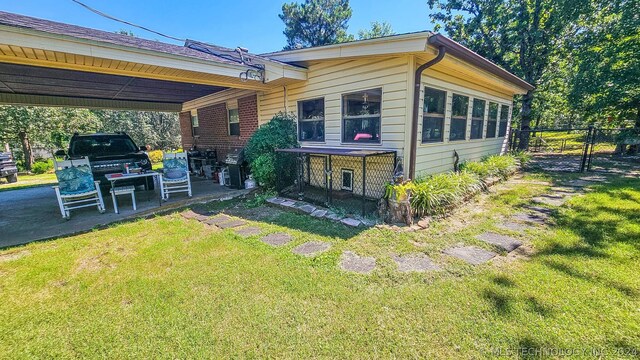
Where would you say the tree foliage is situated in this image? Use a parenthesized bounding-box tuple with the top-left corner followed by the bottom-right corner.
(279, 0, 353, 49)
(427, 0, 590, 148)
(358, 21, 395, 40)
(568, 0, 640, 126)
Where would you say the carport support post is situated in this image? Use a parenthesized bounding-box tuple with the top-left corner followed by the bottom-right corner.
(580, 125, 594, 172)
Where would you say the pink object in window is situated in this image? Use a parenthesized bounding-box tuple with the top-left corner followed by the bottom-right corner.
(354, 133, 373, 141)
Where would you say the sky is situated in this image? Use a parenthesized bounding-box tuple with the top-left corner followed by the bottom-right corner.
(0, 0, 437, 54)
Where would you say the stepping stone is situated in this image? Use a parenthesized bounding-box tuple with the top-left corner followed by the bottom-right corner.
(325, 212, 343, 221)
(311, 209, 327, 217)
(339, 251, 376, 274)
(297, 204, 317, 214)
(266, 197, 286, 204)
(532, 195, 567, 206)
(563, 179, 592, 188)
(476, 232, 522, 252)
(260, 233, 292, 247)
(181, 210, 200, 219)
(235, 226, 262, 237)
(498, 221, 532, 232)
(292, 241, 331, 256)
(218, 219, 247, 229)
(525, 205, 554, 216)
(392, 254, 440, 272)
(340, 218, 362, 227)
(281, 200, 297, 207)
(204, 214, 232, 225)
(443, 246, 497, 265)
(195, 214, 210, 222)
(579, 175, 609, 183)
(512, 212, 547, 225)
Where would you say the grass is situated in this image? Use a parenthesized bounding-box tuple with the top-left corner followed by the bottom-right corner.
(0, 172, 57, 192)
(0, 170, 639, 358)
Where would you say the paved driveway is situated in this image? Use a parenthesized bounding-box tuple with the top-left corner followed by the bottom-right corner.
(0, 179, 247, 248)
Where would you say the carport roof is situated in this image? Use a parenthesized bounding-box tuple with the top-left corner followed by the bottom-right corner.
(0, 11, 281, 68)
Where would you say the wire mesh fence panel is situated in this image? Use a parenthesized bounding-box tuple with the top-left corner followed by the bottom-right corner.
(587, 128, 640, 172)
(512, 129, 589, 155)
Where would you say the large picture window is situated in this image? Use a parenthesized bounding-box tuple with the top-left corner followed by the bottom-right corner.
(228, 108, 240, 136)
(298, 98, 325, 142)
(486, 102, 498, 138)
(422, 87, 446, 143)
(342, 88, 382, 144)
(470, 99, 485, 139)
(450, 94, 469, 141)
(498, 104, 510, 137)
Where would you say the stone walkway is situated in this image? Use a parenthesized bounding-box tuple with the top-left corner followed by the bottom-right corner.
(179, 172, 606, 274)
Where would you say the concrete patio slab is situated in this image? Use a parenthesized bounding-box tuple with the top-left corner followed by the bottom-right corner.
(0, 177, 250, 249)
(443, 246, 497, 265)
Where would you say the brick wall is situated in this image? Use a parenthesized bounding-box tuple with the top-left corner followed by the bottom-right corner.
(180, 94, 258, 161)
(179, 111, 193, 149)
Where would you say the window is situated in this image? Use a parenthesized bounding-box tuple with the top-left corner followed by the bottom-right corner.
(486, 102, 498, 138)
(450, 94, 469, 141)
(498, 104, 509, 137)
(228, 108, 240, 136)
(342, 89, 382, 144)
(298, 98, 325, 142)
(191, 114, 199, 137)
(422, 87, 446, 143)
(341, 169, 353, 191)
(470, 99, 485, 139)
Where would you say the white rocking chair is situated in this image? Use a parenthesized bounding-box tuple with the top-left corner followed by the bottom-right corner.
(161, 152, 192, 199)
(53, 157, 105, 219)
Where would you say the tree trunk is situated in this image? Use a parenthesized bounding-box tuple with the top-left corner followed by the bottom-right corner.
(18, 131, 33, 171)
(517, 90, 535, 150)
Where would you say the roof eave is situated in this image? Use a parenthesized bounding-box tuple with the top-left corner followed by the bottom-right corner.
(427, 34, 534, 92)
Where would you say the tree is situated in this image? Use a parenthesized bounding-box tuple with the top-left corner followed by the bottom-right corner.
(568, 0, 640, 127)
(0, 106, 98, 170)
(91, 110, 181, 150)
(279, 0, 353, 49)
(358, 21, 395, 40)
(427, 0, 589, 149)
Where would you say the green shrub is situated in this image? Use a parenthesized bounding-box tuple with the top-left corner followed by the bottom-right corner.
(147, 150, 163, 164)
(31, 159, 53, 174)
(244, 112, 299, 189)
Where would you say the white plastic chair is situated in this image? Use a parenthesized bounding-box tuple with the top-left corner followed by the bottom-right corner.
(53, 157, 105, 219)
(161, 152, 192, 199)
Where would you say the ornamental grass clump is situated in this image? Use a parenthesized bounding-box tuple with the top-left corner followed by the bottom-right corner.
(481, 154, 518, 179)
(409, 171, 483, 217)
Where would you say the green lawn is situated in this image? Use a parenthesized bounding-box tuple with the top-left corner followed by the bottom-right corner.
(0, 172, 57, 192)
(0, 171, 638, 358)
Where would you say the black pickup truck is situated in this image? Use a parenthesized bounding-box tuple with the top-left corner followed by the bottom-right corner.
(0, 152, 18, 183)
(59, 133, 154, 190)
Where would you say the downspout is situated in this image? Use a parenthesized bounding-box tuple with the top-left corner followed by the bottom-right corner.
(408, 45, 446, 179)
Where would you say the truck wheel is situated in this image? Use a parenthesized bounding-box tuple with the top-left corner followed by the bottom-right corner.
(6, 174, 17, 183)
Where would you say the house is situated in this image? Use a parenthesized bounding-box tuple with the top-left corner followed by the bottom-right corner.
(0, 12, 532, 213)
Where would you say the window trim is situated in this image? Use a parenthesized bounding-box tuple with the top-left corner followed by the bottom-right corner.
(228, 107, 240, 136)
(341, 88, 383, 145)
(498, 104, 510, 137)
(470, 98, 486, 140)
(297, 97, 326, 143)
(449, 93, 469, 142)
(190, 113, 199, 138)
(421, 86, 447, 144)
(341, 169, 354, 191)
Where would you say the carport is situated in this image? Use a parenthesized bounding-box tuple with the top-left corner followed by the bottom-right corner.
(0, 11, 306, 247)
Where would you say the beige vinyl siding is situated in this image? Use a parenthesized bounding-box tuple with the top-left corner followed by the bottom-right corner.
(415, 73, 513, 177)
(258, 56, 411, 155)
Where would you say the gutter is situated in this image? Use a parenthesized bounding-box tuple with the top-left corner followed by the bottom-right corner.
(408, 44, 446, 179)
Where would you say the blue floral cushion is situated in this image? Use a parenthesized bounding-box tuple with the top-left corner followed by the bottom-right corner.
(163, 158, 188, 181)
(55, 165, 96, 195)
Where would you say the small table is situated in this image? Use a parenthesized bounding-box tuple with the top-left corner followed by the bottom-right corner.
(105, 171, 164, 212)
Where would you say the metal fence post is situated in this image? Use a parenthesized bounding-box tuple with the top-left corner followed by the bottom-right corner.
(362, 156, 367, 217)
(580, 125, 594, 172)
